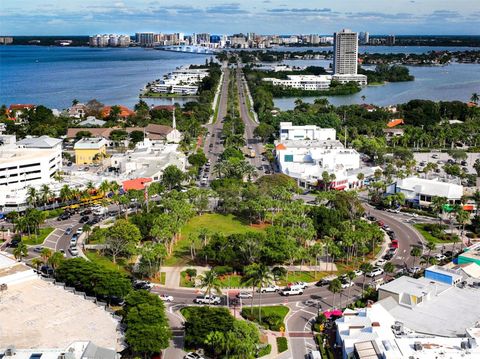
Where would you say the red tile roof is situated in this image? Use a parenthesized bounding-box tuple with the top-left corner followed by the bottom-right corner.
(9, 104, 35, 111)
(123, 178, 152, 191)
(387, 119, 404, 128)
(276, 143, 287, 150)
(101, 106, 135, 118)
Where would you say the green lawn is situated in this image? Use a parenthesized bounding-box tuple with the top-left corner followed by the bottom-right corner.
(22, 227, 54, 245)
(218, 274, 248, 288)
(85, 250, 129, 274)
(165, 214, 264, 266)
(241, 305, 290, 331)
(278, 271, 328, 286)
(414, 224, 454, 244)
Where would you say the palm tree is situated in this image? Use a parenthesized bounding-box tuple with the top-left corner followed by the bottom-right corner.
(345, 271, 356, 304)
(425, 241, 436, 267)
(431, 196, 448, 223)
(59, 185, 72, 204)
(31, 257, 44, 271)
(456, 209, 470, 239)
(99, 180, 111, 197)
(40, 247, 52, 262)
(26, 187, 39, 208)
(360, 262, 373, 291)
(243, 263, 273, 322)
(328, 278, 342, 309)
(383, 262, 395, 279)
(39, 184, 52, 207)
(471, 93, 479, 105)
(48, 252, 64, 270)
(410, 247, 422, 269)
(198, 269, 222, 298)
(13, 242, 28, 261)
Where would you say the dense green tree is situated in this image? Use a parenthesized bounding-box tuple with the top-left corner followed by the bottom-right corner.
(105, 219, 141, 263)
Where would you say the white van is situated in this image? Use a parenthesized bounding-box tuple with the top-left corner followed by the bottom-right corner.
(308, 350, 322, 359)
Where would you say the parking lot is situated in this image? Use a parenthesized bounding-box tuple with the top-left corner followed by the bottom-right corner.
(414, 151, 480, 175)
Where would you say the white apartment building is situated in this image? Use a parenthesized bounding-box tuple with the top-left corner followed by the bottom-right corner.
(263, 75, 332, 91)
(279, 122, 336, 141)
(275, 123, 374, 189)
(332, 74, 368, 86)
(333, 29, 359, 75)
(89, 34, 130, 47)
(150, 67, 209, 95)
(0, 135, 62, 212)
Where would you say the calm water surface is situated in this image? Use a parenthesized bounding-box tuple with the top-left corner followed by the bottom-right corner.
(1, 45, 479, 109)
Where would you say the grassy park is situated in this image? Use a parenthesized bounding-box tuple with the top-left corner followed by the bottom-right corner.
(22, 227, 54, 245)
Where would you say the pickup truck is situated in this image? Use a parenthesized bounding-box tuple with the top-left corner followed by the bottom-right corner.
(194, 295, 221, 305)
(258, 285, 279, 293)
(280, 287, 304, 296)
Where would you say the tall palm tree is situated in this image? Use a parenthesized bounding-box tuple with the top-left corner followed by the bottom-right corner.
(99, 180, 111, 197)
(40, 247, 52, 262)
(410, 247, 422, 269)
(243, 263, 273, 322)
(425, 241, 436, 267)
(26, 187, 39, 208)
(59, 184, 72, 204)
(328, 278, 342, 309)
(39, 184, 52, 207)
(471, 93, 479, 105)
(198, 269, 222, 298)
(360, 262, 373, 292)
(48, 252, 64, 270)
(31, 257, 44, 271)
(13, 242, 28, 261)
(345, 271, 356, 304)
(383, 262, 395, 279)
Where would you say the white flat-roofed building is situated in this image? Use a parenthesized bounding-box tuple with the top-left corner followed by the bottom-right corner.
(386, 176, 463, 207)
(263, 75, 332, 91)
(0, 135, 62, 212)
(279, 122, 336, 141)
(274, 123, 374, 189)
(149, 67, 209, 95)
(332, 73, 368, 86)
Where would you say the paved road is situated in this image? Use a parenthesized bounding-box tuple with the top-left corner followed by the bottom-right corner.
(200, 64, 229, 185)
(235, 65, 272, 177)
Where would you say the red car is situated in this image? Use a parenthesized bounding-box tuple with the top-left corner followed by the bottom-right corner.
(377, 220, 385, 227)
(390, 239, 399, 249)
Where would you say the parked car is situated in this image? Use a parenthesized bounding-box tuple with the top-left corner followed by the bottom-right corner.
(340, 279, 354, 289)
(57, 213, 71, 221)
(65, 227, 72, 235)
(33, 246, 43, 253)
(376, 259, 387, 267)
(159, 294, 174, 302)
(40, 265, 54, 277)
(366, 267, 384, 277)
(237, 291, 253, 299)
(353, 269, 363, 277)
(8, 238, 21, 248)
(69, 247, 79, 256)
(194, 295, 221, 305)
(390, 239, 399, 249)
(184, 353, 206, 359)
(315, 279, 330, 287)
(79, 215, 89, 224)
(280, 287, 304, 296)
(388, 247, 397, 255)
(383, 253, 394, 260)
(133, 280, 153, 290)
(76, 228, 83, 235)
(409, 266, 421, 274)
(109, 295, 125, 306)
(435, 253, 447, 261)
(258, 285, 279, 293)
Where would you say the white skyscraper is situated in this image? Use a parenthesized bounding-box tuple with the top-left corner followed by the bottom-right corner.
(333, 29, 359, 75)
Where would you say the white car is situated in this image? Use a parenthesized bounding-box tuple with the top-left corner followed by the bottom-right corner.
(184, 353, 206, 359)
(292, 281, 308, 289)
(76, 228, 83, 235)
(340, 280, 354, 289)
(409, 266, 421, 274)
(68, 247, 79, 257)
(376, 259, 387, 267)
(280, 287, 304, 296)
(194, 295, 221, 305)
(237, 291, 253, 299)
(366, 267, 384, 277)
(353, 269, 363, 277)
(259, 285, 279, 293)
(159, 294, 174, 302)
(434, 254, 447, 261)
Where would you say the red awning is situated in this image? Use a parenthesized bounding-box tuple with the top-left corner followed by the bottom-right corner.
(334, 185, 346, 191)
(463, 205, 474, 211)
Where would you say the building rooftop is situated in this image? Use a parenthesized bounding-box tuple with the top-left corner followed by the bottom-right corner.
(74, 137, 108, 150)
(17, 135, 62, 149)
(0, 276, 122, 351)
(378, 276, 480, 336)
(395, 177, 463, 199)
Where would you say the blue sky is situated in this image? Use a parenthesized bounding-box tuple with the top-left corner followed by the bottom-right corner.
(1, 0, 479, 35)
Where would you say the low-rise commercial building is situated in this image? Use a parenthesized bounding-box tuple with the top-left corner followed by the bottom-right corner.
(386, 176, 464, 207)
(275, 122, 377, 189)
(336, 273, 480, 359)
(264, 75, 332, 91)
(332, 74, 368, 86)
(74, 138, 107, 165)
(0, 135, 62, 212)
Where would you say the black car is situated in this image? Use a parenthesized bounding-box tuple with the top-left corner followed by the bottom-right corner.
(80, 209, 92, 216)
(443, 250, 454, 258)
(79, 215, 90, 223)
(57, 213, 71, 221)
(8, 238, 21, 248)
(315, 279, 330, 287)
(40, 265, 54, 277)
(383, 253, 394, 260)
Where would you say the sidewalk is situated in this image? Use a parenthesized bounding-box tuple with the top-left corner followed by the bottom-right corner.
(162, 266, 210, 289)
